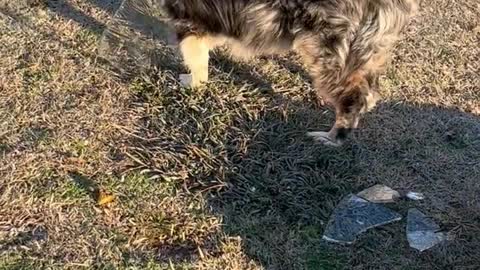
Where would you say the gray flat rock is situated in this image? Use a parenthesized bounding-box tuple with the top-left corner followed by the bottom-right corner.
(407, 208, 446, 251)
(323, 194, 402, 244)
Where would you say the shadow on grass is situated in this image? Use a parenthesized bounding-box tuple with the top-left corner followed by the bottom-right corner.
(42, 0, 122, 33)
(215, 101, 480, 269)
(118, 47, 480, 268)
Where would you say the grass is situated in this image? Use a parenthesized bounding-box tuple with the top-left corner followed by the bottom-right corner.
(0, 0, 479, 269)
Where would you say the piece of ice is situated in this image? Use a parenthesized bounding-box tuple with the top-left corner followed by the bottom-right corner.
(357, 185, 400, 203)
(407, 208, 446, 251)
(179, 74, 192, 87)
(406, 192, 425, 201)
(322, 194, 402, 244)
(98, 0, 180, 78)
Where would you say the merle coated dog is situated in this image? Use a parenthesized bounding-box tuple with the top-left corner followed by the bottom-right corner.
(157, 0, 418, 146)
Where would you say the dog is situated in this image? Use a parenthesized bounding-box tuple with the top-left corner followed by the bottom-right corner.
(157, 0, 418, 146)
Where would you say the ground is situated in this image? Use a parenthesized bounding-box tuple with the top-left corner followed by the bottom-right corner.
(0, 0, 479, 269)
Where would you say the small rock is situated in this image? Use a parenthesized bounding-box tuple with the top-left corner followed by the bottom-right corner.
(407, 208, 446, 251)
(179, 74, 192, 87)
(357, 184, 401, 203)
(322, 194, 402, 244)
(406, 192, 425, 201)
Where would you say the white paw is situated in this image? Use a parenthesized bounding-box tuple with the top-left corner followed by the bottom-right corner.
(307, 131, 342, 147)
(179, 74, 205, 88)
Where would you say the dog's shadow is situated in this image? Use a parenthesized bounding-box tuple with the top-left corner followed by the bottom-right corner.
(209, 51, 311, 94)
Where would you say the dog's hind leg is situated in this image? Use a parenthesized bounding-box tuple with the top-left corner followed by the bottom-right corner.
(179, 35, 210, 88)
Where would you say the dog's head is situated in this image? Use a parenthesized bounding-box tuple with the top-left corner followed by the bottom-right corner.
(336, 71, 380, 119)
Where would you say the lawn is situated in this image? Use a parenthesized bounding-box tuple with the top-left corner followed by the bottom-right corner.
(0, 0, 479, 269)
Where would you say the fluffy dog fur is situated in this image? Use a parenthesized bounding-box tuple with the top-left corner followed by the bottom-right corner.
(159, 0, 418, 146)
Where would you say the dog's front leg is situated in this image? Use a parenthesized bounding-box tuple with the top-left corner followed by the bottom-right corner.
(179, 35, 210, 88)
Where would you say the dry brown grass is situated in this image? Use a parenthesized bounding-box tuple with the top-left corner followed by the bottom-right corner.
(0, 0, 479, 269)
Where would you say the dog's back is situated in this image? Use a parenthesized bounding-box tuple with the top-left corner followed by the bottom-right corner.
(162, 0, 416, 56)
(162, 0, 249, 36)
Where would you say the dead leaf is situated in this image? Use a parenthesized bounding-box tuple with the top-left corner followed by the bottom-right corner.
(97, 190, 115, 206)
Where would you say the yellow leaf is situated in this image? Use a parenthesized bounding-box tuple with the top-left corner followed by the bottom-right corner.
(97, 191, 115, 206)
